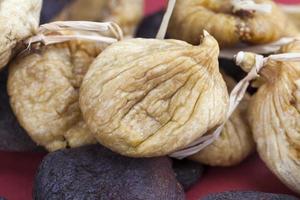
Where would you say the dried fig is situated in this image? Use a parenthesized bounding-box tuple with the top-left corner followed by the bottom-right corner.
(168, 0, 299, 47)
(54, 0, 144, 36)
(7, 35, 107, 151)
(79, 33, 229, 157)
(242, 41, 300, 193)
(0, 0, 42, 70)
(34, 145, 185, 200)
(189, 71, 255, 167)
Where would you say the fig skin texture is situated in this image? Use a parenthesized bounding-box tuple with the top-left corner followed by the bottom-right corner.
(246, 41, 300, 194)
(172, 159, 204, 191)
(0, 0, 42, 70)
(8, 39, 106, 152)
(189, 72, 255, 167)
(202, 191, 299, 200)
(34, 145, 185, 200)
(168, 0, 299, 47)
(0, 69, 38, 151)
(53, 0, 144, 36)
(79, 34, 229, 157)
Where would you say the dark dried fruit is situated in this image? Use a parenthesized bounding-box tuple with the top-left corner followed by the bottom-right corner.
(40, 0, 71, 23)
(202, 191, 299, 200)
(136, 10, 164, 38)
(172, 159, 204, 191)
(34, 145, 185, 200)
(0, 69, 39, 151)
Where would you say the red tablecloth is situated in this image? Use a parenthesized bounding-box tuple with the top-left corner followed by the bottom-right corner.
(1, 0, 300, 200)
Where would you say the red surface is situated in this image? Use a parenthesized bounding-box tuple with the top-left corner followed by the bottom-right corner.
(1, 0, 300, 200)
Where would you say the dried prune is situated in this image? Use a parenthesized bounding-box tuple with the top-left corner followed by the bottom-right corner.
(34, 145, 185, 200)
(0, 0, 42, 70)
(0, 69, 38, 151)
(189, 71, 255, 167)
(136, 10, 165, 38)
(168, 0, 298, 47)
(202, 191, 299, 200)
(79, 33, 229, 157)
(172, 159, 204, 191)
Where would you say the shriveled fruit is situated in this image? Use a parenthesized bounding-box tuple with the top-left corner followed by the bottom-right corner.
(0, 69, 39, 151)
(243, 41, 300, 193)
(54, 0, 144, 36)
(168, 0, 299, 47)
(0, 0, 42, 70)
(189, 71, 255, 167)
(172, 159, 204, 190)
(79, 33, 229, 157)
(34, 145, 185, 200)
(8, 36, 107, 152)
(202, 191, 299, 200)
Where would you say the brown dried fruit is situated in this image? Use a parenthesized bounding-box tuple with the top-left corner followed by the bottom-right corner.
(79, 33, 229, 157)
(189, 71, 255, 167)
(54, 0, 144, 36)
(168, 0, 299, 47)
(34, 145, 185, 200)
(0, 0, 42, 70)
(7, 36, 106, 151)
(245, 41, 300, 193)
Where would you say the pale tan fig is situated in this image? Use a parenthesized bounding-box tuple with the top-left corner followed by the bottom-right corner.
(55, 0, 144, 36)
(189, 71, 255, 166)
(168, 0, 299, 47)
(243, 41, 300, 193)
(79, 33, 229, 157)
(0, 0, 42, 70)
(7, 34, 108, 151)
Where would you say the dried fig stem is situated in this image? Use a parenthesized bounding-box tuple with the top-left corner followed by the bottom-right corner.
(220, 37, 300, 59)
(25, 21, 123, 46)
(156, 0, 176, 39)
(170, 51, 300, 159)
(231, 0, 272, 13)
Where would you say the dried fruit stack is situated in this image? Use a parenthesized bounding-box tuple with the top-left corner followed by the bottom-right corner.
(1, 0, 300, 199)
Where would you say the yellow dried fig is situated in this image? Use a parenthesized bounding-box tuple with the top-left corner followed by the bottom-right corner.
(244, 41, 300, 193)
(0, 0, 42, 70)
(189, 71, 255, 166)
(79, 33, 229, 157)
(8, 35, 106, 151)
(55, 0, 144, 36)
(168, 0, 299, 47)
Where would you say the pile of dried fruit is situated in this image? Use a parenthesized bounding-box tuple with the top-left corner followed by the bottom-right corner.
(1, 0, 300, 199)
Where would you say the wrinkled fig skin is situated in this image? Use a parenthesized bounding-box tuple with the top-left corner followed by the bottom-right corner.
(190, 72, 255, 167)
(202, 191, 299, 200)
(34, 145, 185, 200)
(40, 0, 72, 23)
(136, 10, 165, 38)
(168, 0, 299, 47)
(8, 41, 104, 152)
(0, 69, 38, 151)
(54, 0, 144, 36)
(172, 159, 204, 191)
(0, 0, 42, 70)
(80, 35, 229, 157)
(247, 41, 300, 193)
